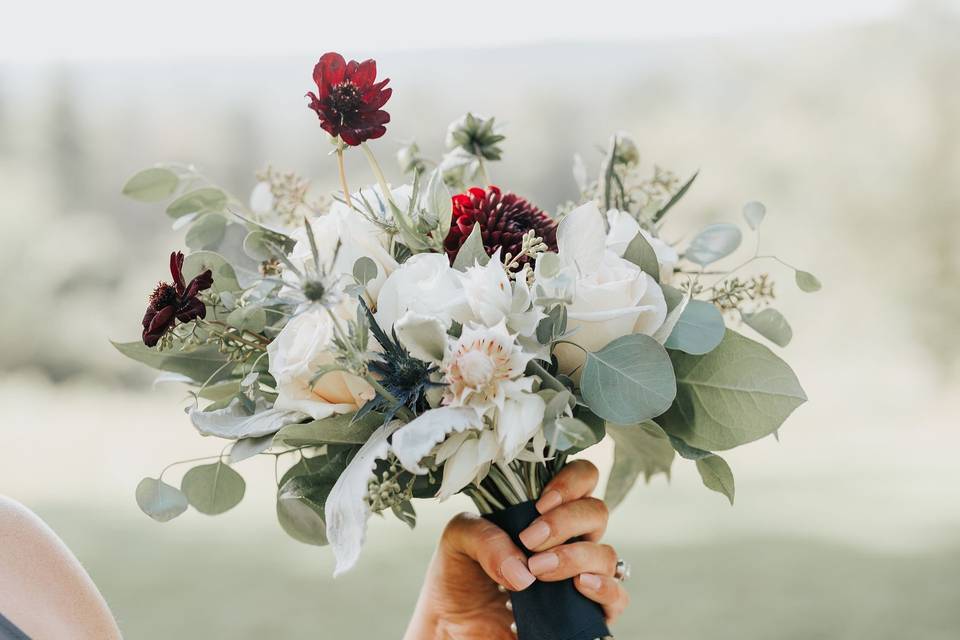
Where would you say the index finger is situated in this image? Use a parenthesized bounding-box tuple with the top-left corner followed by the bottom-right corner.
(535, 460, 599, 514)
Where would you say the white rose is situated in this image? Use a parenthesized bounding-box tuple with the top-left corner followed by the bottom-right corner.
(268, 307, 374, 420)
(549, 203, 668, 374)
(605, 209, 679, 284)
(374, 253, 470, 333)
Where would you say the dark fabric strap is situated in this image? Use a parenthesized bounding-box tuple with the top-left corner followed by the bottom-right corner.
(0, 613, 30, 640)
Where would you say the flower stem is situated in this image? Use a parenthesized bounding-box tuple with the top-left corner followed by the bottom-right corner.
(360, 142, 396, 209)
(476, 156, 492, 186)
(336, 139, 353, 209)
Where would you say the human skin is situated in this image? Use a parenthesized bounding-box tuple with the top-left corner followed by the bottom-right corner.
(0, 496, 123, 639)
(403, 460, 629, 640)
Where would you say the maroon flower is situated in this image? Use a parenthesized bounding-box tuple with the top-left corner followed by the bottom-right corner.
(306, 52, 392, 146)
(444, 186, 558, 267)
(141, 252, 213, 347)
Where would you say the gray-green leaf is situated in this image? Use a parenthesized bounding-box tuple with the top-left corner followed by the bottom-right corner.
(123, 167, 179, 202)
(604, 422, 675, 510)
(795, 270, 822, 292)
(112, 341, 231, 383)
(185, 213, 227, 250)
(135, 477, 188, 522)
(452, 223, 490, 270)
(544, 416, 600, 452)
(685, 223, 742, 266)
(273, 412, 383, 448)
(580, 334, 677, 424)
(623, 232, 660, 283)
(742, 308, 792, 347)
(166, 187, 227, 218)
(742, 201, 766, 230)
(182, 251, 241, 294)
(226, 305, 267, 334)
(665, 300, 725, 355)
(695, 455, 735, 505)
(391, 500, 417, 530)
(180, 461, 246, 515)
(352, 256, 378, 286)
(659, 329, 806, 451)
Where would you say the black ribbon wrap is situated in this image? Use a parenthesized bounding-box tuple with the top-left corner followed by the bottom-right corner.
(483, 500, 611, 640)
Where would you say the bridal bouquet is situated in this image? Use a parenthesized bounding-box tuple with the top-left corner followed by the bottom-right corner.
(117, 52, 816, 640)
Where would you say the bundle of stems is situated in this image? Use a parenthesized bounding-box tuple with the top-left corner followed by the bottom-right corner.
(464, 452, 568, 514)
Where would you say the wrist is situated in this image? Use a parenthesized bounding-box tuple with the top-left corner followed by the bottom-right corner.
(403, 595, 442, 640)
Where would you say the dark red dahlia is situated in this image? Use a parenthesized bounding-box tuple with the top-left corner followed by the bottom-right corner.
(444, 186, 558, 267)
(141, 252, 213, 347)
(306, 52, 392, 146)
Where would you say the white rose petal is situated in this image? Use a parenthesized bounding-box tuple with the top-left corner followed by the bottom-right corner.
(375, 253, 470, 333)
(391, 406, 483, 474)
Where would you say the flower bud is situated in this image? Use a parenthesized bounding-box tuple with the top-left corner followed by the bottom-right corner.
(445, 113, 505, 161)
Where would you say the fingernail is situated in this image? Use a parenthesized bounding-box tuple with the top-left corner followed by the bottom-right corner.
(579, 573, 602, 590)
(536, 490, 562, 513)
(500, 557, 535, 591)
(518, 520, 550, 549)
(528, 552, 559, 575)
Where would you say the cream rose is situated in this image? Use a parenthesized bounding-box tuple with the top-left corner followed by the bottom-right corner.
(268, 307, 374, 420)
(374, 253, 470, 333)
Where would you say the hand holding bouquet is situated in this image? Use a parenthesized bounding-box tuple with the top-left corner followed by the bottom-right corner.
(117, 52, 816, 640)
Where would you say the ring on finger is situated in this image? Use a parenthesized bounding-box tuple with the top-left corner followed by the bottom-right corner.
(614, 558, 631, 583)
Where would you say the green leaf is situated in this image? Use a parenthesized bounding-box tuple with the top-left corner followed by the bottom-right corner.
(696, 455, 735, 505)
(112, 341, 231, 383)
(425, 168, 452, 239)
(742, 308, 793, 347)
(452, 223, 490, 270)
(135, 477, 188, 522)
(580, 334, 677, 424)
(685, 223, 742, 266)
(659, 329, 806, 451)
(391, 500, 417, 530)
(623, 231, 661, 283)
(795, 270, 822, 292)
(166, 187, 227, 218)
(742, 201, 766, 230)
(122, 167, 179, 202)
(653, 171, 698, 224)
(665, 300, 726, 355)
(273, 412, 383, 448)
(544, 416, 600, 452)
(536, 304, 567, 344)
(537, 252, 561, 278)
(352, 256, 378, 286)
(668, 434, 713, 460)
(185, 213, 227, 250)
(604, 422, 675, 510)
(226, 305, 267, 334)
(180, 461, 246, 515)
(276, 473, 334, 546)
(182, 251, 241, 294)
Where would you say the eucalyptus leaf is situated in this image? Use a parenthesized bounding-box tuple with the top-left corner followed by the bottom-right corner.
(742, 201, 766, 230)
(425, 168, 452, 239)
(228, 434, 275, 463)
(665, 300, 726, 355)
(695, 455, 735, 505)
(185, 213, 227, 250)
(604, 422, 675, 510)
(668, 434, 713, 460)
(352, 256, 378, 286)
(273, 412, 384, 448)
(243, 230, 272, 261)
(391, 500, 417, 530)
(659, 329, 806, 451)
(685, 223, 742, 266)
(795, 270, 822, 292)
(742, 308, 793, 347)
(452, 223, 490, 270)
(182, 251, 241, 294)
(544, 416, 599, 452)
(623, 232, 661, 283)
(112, 341, 231, 383)
(181, 461, 246, 515)
(135, 477, 188, 522)
(580, 334, 677, 424)
(277, 473, 336, 546)
(123, 167, 179, 202)
(226, 305, 267, 334)
(166, 187, 227, 218)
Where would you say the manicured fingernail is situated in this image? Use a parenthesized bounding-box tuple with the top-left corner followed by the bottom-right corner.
(501, 557, 535, 591)
(579, 573, 602, 590)
(519, 520, 550, 549)
(536, 490, 562, 513)
(528, 552, 559, 575)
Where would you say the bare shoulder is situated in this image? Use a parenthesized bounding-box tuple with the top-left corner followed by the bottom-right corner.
(0, 496, 123, 639)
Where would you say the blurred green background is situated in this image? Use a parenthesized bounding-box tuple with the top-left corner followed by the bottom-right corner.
(2, 2, 960, 638)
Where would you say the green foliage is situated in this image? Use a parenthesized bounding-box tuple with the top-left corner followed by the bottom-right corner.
(623, 231, 661, 283)
(180, 461, 246, 515)
(795, 270, 822, 292)
(652, 171, 698, 224)
(668, 434, 713, 460)
(391, 500, 417, 530)
(112, 341, 231, 384)
(742, 201, 766, 230)
(665, 300, 726, 355)
(166, 187, 227, 218)
(276, 448, 352, 546)
(226, 305, 267, 334)
(273, 413, 383, 448)
(452, 223, 490, 270)
(604, 422, 675, 510)
(742, 308, 793, 347)
(544, 416, 599, 452)
(580, 334, 677, 424)
(122, 167, 179, 202)
(135, 477, 188, 522)
(695, 455, 735, 504)
(659, 330, 806, 450)
(185, 213, 227, 250)
(182, 251, 241, 294)
(685, 223, 742, 266)
(352, 256, 378, 287)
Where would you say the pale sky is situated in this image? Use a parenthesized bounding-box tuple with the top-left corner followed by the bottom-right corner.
(2, 0, 908, 62)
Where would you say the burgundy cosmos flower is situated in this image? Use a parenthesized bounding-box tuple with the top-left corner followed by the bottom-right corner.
(141, 252, 213, 347)
(306, 52, 392, 146)
(444, 186, 558, 267)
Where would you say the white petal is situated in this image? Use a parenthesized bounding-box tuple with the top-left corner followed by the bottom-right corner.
(189, 397, 307, 440)
(394, 311, 448, 363)
(391, 406, 483, 473)
(436, 430, 498, 500)
(325, 421, 402, 576)
(558, 202, 606, 274)
(497, 394, 547, 462)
